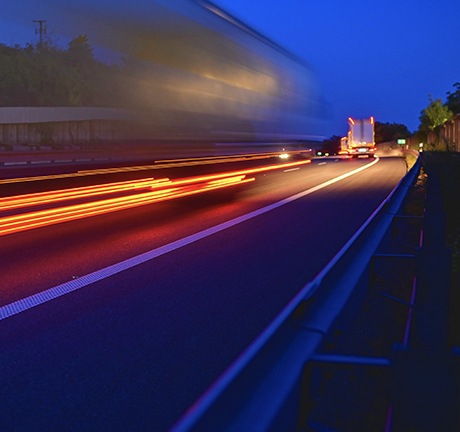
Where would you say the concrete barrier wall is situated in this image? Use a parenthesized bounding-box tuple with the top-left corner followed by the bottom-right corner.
(0, 107, 259, 146)
(0, 107, 137, 124)
(0, 120, 129, 146)
(0, 107, 142, 147)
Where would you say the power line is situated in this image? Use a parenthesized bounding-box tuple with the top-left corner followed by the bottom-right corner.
(33, 20, 47, 47)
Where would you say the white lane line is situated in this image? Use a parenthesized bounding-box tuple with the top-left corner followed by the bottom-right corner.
(283, 168, 300, 172)
(318, 162, 327, 165)
(0, 157, 379, 321)
(4, 161, 27, 166)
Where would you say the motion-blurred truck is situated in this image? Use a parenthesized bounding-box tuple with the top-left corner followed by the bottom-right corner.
(340, 117, 376, 157)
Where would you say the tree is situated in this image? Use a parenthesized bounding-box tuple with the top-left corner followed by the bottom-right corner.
(446, 82, 460, 115)
(418, 97, 453, 135)
(66, 35, 95, 66)
(0, 43, 40, 106)
(63, 35, 123, 107)
(374, 122, 411, 143)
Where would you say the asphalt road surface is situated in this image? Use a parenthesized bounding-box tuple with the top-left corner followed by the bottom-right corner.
(0, 156, 407, 432)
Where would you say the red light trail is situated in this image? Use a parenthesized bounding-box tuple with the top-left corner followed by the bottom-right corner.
(0, 159, 311, 236)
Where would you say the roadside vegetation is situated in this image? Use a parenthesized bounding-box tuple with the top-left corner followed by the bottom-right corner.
(404, 152, 418, 170)
(416, 83, 460, 299)
(0, 36, 129, 108)
(416, 83, 460, 151)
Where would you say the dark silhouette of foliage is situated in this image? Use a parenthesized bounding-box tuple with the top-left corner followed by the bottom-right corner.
(416, 97, 453, 145)
(374, 121, 411, 143)
(419, 98, 453, 134)
(446, 82, 460, 115)
(416, 85, 459, 143)
(0, 36, 124, 107)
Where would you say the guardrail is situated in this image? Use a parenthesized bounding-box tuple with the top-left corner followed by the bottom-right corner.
(170, 155, 427, 431)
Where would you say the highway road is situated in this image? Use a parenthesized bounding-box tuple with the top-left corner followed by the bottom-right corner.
(0, 155, 407, 432)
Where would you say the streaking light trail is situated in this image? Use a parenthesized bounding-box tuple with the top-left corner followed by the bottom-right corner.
(0, 159, 311, 236)
(0, 178, 169, 211)
(0, 150, 312, 185)
(0, 156, 380, 323)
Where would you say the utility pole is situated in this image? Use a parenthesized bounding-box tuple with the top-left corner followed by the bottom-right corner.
(33, 20, 47, 48)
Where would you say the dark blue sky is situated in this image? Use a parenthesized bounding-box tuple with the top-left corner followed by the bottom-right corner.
(214, 0, 460, 136)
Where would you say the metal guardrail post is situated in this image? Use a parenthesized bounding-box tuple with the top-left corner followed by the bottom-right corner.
(390, 215, 423, 250)
(370, 253, 416, 307)
(300, 354, 391, 431)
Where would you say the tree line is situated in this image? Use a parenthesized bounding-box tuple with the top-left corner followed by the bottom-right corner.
(0, 35, 130, 108)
